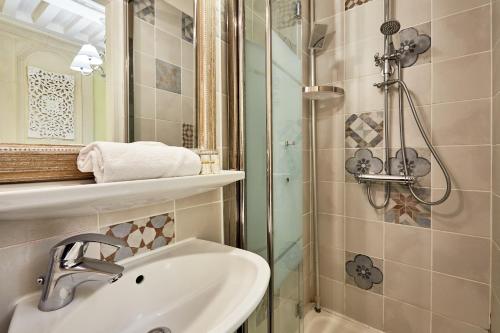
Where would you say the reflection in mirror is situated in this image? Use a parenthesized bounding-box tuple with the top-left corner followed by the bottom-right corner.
(129, 0, 196, 147)
(0, 0, 111, 145)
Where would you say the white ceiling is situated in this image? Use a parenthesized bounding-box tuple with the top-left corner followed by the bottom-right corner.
(0, 0, 106, 49)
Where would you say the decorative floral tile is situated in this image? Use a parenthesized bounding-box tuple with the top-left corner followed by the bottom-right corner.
(394, 22, 432, 68)
(134, 0, 155, 25)
(182, 123, 195, 148)
(345, 112, 384, 148)
(345, 0, 372, 11)
(156, 59, 181, 94)
(345, 148, 384, 183)
(182, 13, 194, 43)
(384, 185, 431, 228)
(345, 252, 383, 294)
(100, 213, 175, 262)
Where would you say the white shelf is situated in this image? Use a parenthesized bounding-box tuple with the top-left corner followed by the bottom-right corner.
(0, 171, 245, 220)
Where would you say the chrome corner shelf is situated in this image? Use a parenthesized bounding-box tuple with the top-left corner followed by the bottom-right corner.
(302, 85, 344, 100)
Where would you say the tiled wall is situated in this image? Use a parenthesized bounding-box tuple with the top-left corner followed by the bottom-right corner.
(132, 0, 196, 147)
(310, 0, 493, 332)
(491, 1, 500, 332)
(0, 189, 223, 332)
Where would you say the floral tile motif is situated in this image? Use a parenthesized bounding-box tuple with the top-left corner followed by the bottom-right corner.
(182, 13, 194, 43)
(388, 148, 431, 178)
(345, 148, 383, 175)
(182, 123, 195, 148)
(385, 185, 431, 228)
(345, 252, 383, 294)
(345, 112, 384, 148)
(156, 59, 181, 94)
(394, 22, 432, 67)
(100, 213, 174, 262)
(134, 0, 155, 25)
(345, 0, 372, 11)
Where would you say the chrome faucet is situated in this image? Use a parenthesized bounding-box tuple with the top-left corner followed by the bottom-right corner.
(37, 233, 126, 312)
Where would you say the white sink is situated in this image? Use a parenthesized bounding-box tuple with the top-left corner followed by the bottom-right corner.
(8, 238, 270, 333)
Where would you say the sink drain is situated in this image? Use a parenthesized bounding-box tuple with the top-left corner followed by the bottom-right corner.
(147, 327, 171, 333)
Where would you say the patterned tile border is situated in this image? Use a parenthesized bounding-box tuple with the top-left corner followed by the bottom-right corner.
(345, 112, 384, 149)
(182, 13, 194, 43)
(345, 0, 372, 11)
(134, 0, 155, 25)
(384, 185, 431, 228)
(182, 123, 195, 148)
(100, 213, 174, 262)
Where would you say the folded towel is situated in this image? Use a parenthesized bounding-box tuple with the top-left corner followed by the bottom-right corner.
(77, 141, 202, 183)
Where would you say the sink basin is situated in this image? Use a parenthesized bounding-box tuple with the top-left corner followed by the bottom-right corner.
(8, 238, 270, 333)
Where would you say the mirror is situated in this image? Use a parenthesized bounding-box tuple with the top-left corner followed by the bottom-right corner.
(0, 0, 119, 145)
(129, 0, 196, 148)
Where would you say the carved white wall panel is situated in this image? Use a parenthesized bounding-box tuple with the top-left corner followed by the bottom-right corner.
(27, 66, 75, 140)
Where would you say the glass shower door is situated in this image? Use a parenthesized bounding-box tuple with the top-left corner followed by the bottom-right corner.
(271, 1, 303, 332)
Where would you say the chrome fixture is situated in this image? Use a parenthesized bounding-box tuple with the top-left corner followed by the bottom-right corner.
(37, 233, 126, 311)
(353, 0, 451, 208)
(303, 23, 344, 102)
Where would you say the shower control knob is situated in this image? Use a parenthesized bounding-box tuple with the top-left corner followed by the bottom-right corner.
(36, 276, 45, 285)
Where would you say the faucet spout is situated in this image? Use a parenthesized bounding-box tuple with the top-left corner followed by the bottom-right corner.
(37, 233, 126, 312)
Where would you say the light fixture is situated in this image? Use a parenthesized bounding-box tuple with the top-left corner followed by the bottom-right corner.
(70, 44, 105, 77)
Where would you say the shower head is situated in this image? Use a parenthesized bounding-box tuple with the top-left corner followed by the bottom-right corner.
(308, 24, 328, 50)
(380, 19, 401, 36)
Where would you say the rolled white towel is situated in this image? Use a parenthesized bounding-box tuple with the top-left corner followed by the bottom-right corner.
(77, 141, 202, 183)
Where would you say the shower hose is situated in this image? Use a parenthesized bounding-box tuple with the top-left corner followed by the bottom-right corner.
(367, 61, 451, 207)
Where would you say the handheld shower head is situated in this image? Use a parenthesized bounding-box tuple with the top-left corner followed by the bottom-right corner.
(380, 20, 401, 36)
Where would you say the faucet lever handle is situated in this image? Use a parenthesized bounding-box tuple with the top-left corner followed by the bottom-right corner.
(53, 233, 127, 263)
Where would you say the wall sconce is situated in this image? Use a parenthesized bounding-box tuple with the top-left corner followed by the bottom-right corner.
(70, 44, 105, 77)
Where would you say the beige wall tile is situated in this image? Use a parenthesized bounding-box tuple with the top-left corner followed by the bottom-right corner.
(175, 189, 221, 209)
(433, 231, 490, 283)
(394, 0, 431, 28)
(494, 0, 500, 46)
(317, 12, 344, 51)
(345, 183, 384, 221)
(156, 0, 182, 37)
(345, 36, 382, 80)
(344, 74, 384, 114)
(432, 99, 491, 146)
(494, 93, 500, 145)
(493, 242, 500, 299)
(134, 84, 155, 119)
(156, 88, 182, 122)
(316, 48, 345, 85)
(384, 260, 431, 309)
(432, 314, 487, 333)
(345, 285, 383, 330)
(344, 0, 383, 45)
(182, 69, 194, 98)
(303, 181, 311, 213)
(133, 18, 154, 56)
(431, 145, 491, 191)
(318, 181, 344, 215)
(495, 43, 500, 95)
(393, 63, 431, 109)
(432, 189, 491, 237)
(495, 146, 500, 194)
(133, 51, 155, 88)
(385, 223, 431, 269)
(318, 213, 344, 249)
(384, 297, 431, 333)
(390, 106, 431, 148)
(494, 194, 500, 245)
(432, 5, 491, 62)
(319, 275, 334, 310)
(134, 118, 155, 141)
(493, 292, 500, 333)
(99, 201, 174, 228)
(181, 40, 194, 71)
(432, 0, 490, 19)
(0, 215, 98, 249)
(316, 112, 344, 149)
(156, 120, 182, 146)
(303, 213, 311, 245)
(432, 52, 491, 104)
(318, 246, 344, 281)
(175, 202, 222, 242)
(317, 148, 344, 182)
(156, 29, 181, 66)
(432, 272, 490, 328)
(315, 0, 343, 20)
(345, 218, 383, 258)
